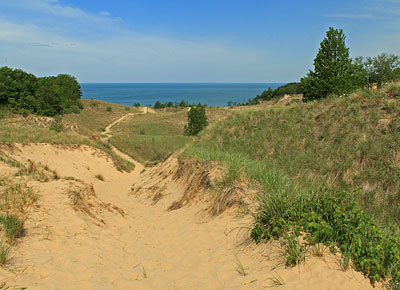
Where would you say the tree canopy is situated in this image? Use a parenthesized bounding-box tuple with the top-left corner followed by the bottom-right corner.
(184, 103, 208, 136)
(355, 53, 400, 88)
(301, 27, 361, 101)
(0, 67, 82, 116)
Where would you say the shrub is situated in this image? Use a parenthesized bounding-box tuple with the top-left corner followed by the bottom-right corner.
(154, 101, 163, 109)
(49, 115, 63, 133)
(70, 105, 80, 114)
(134, 103, 141, 107)
(184, 104, 208, 136)
(90, 101, 98, 107)
(251, 190, 400, 286)
(106, 106, 112, 112)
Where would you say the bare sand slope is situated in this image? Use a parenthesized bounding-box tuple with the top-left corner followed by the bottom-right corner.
(0, 143, 375, 289)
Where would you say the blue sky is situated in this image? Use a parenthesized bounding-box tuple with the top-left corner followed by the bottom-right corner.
(0, 0, 399, 82)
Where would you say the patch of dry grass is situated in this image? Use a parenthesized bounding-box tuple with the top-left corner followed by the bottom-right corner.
(63, 99, 139, 132)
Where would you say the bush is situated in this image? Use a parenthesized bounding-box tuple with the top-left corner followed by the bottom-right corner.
(70, 105, 80, 114)
(90, 101, 98, 107)
(251, 190, 400, 286)
(106, 106, 112, 112)
(184, 104, 208, 136)
(134, 103, 141, 107)
(49, 115, 63, 133)
(154, 101, 163, 109)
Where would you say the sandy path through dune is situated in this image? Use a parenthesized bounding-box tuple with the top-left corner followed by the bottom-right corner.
(0, 120, 375, 289)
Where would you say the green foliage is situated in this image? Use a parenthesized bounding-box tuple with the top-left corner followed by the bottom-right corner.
(183, 86, 400, 286)
(95, 174, 104, 181)
(49, 115, 63, 133)
(90, 101, 98, 107)
(184, 104, 208, 136)
(0, 67, 82, 116)
(106, 106, 112, 112)
(301, 27, 360, 101)
(154, 101, 163, 109)
(256, 83, 302, 102)
(283, 234, 306, 267)
(0, 214, 24, 242)
(355, 53, 400, 88)
(134, 102, 141, 107)
(0, 242, 10, 265)
(179, 100, 188, 107)
(251, 190, 400, 286)
(154, 100, 191, 109)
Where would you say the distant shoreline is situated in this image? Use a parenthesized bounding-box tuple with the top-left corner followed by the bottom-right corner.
(80, 82, 285, 107)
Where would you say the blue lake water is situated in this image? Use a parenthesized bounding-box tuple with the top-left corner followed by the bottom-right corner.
(80, 83, 284, 107)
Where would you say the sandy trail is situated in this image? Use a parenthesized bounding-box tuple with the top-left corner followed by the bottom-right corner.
(0, 117, 375, 289)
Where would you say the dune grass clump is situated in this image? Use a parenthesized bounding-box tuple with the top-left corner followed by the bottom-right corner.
(0, 241, 10, 265)
(0, 178, 37, 213)
(95, 174, 104, 181)
(0, 214, 24, 243)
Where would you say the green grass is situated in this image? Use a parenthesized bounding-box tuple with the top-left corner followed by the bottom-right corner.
(95, 174, 104, 181)
(109, 107, 232, 163)
(0, 177, 38, 214)
(0, 214, 24, 243)
(183, 83, 400, 287)
(110, 135, 192, 163)
(63, 99, 137, 132)
(185, 88, 400, 224)
(109, 110, 192, 162)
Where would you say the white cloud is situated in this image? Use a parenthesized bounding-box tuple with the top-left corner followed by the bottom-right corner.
(1, 0, 120, 25)
(0, 16, 273, 82)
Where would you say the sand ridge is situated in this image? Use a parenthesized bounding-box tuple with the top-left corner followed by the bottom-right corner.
(0, 113, 376, 289)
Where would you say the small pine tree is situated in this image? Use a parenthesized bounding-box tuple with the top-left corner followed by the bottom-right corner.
(301, 27, 359, 101)
(184, 103, 208, 136)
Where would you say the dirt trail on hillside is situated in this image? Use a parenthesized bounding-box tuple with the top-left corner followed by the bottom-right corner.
(101, 106, 154, 170)
(0, 123, 375, 288)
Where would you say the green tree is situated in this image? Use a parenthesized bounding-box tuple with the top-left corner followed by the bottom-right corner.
(301, 27, 360, 101)
(184, 103, 208, 136)
(354, 53, 400, 88)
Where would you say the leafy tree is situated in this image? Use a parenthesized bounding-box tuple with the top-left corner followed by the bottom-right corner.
(0, 67, 82, 116)
(301, 27, 360, 101)
(184, 103, 208, 136)
(354, 53, 400, 88)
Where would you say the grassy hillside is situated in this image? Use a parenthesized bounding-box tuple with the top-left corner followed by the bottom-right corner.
(183, 82, 400, 286)
(109, 107, 232, 163)
(63, 99, 138, 132)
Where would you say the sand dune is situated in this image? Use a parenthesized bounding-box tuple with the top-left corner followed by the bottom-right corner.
(0, 142, 375, 289)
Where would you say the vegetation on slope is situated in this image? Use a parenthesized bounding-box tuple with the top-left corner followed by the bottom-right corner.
(183, 83, 400, 287)
(63, 99, 138, 132)
(0, 114, 134, 172)
(109, 106, 230, 163)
